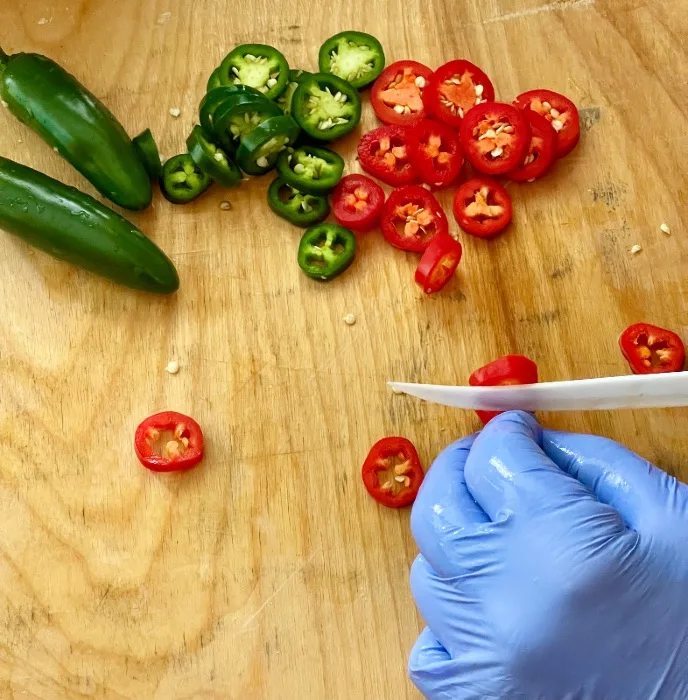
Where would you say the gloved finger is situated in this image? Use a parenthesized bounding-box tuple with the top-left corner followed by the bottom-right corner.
(464, 412, 625, 534)
(541, 430, 687, 531)
(411, 434, 493, 578)
(409, 627, 461, 699)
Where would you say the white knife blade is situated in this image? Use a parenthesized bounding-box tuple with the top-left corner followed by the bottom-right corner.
(388, 372, 688, 412)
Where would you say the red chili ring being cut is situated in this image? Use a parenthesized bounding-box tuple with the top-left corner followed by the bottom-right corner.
(423, 59, 495, 128)
(381, 184, 449, 252)
(507, 110, 557, 182)
(331, 174, 385, 233)
(514, 89, 580, 158)
(371, 60, 434, 127)
(469, 355, 539, 424)
(408, 119, 464, 189)
(415, 232, 463, 294)
(361, 436, 424, 508)
(134, 411, 205, 472)
(453, 177, 512, 238)
(619, 323, 685, 375)
(357, 125, 416, 187)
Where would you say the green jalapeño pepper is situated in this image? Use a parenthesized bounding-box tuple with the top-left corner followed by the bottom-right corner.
(219, 44, 289, 100)
(267, 177, 330, 227)
(161, 154, 212, 204)
(0, 48, 152, 211)
(318, 31, 385, 89)
(236, 115, 300, 175)
(297, 223, 357, 281)
(0, 155, 178, 294)
(276, 69, 312, 115)
(133, 128, 163, 180)
(211, 94, 284, 153)
(276, 145, 344, 195)
(186, 126, 242, 187)
(199, 85, 266, 140)
(292, 73, 361, 141)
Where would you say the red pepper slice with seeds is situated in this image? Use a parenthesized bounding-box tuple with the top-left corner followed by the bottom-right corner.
(453, 177, 512, 238)
(415, 232, 463, 294)
(332, 174, 385, 233)
(357, 125, 416, 187)
(423, 60, 495, 128)
(361, 436, 424, 508)
(134, 411, 205, 472)
(371, 60, 434, 127)
(513, 89, 580, 158)
(381, 184, 449, 252)
(469, 355, 539, 424)
(507, 110, 557, 182)
(460, 102, 531, 175)
(619, 323, 685, 375)
(408, 119, 464, 189)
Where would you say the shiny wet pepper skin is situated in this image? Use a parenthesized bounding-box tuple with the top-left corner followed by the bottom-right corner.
(0, 49, 152, 211)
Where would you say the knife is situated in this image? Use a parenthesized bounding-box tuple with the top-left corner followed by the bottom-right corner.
(388, 372, 688, 412)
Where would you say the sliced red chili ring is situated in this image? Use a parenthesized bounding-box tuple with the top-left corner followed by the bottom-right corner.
(513, 89, 580, 158)
(415, 232, 463, 294)
(371, 60, 434, 127)
(423, 60, 495, 128)
(361, 437, 424, 508)
(453, 177, 512, 238)
(469, 355, 539, 424)
(331, 174, 385, 234)
(408, 119, 464, 189)
(507, 110, 557, 182)
(134, 411, 205, 472)
(619, 323, 685, 375)
(381, 185, 449, 253)
(460, 102, 530, 175)
(357, 125, 416, 187)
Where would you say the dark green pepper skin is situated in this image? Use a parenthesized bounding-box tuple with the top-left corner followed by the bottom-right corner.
(0, 50, 152, 211)
(0, 156, 178, 294)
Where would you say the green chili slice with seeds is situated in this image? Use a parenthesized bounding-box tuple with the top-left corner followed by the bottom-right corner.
(292, 73, 361, 141)
(186, 125, 242, 188)
(276, 69, 313, 115)
(235, 115, 300, 175)
(297, 223, 357, 280)
(276, 144, 344, 195)
(267, 177, 330, 227)
(219, 44, 289, 100)
(199, 85, 267, 141)
(161, 153, 212, 204)
(133, 128, 163, 180)
(318, 31, 385, 89)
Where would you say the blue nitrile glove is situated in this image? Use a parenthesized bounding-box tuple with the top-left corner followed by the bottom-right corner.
(409, 411, 688, 700)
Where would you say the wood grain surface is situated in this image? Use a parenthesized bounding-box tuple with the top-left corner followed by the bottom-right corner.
(1, 0, 686, 697)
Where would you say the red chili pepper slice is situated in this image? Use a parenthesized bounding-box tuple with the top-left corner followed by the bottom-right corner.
(408, 119, 464, 189)
(134, 411, 205, 472)
(453, 177, 512, 238)
(513, 89, 580, 158)
(469, 355, 539, 424)
(507, 110, 557, 182)
(371, 60, 434, 127)
(381, 184, 449, 252)
(357, 125, 416, 187)
(361, 437, 424, 508)
(619, 323, 685, 375)
(423, 60, 495, 128)
(460, 102, 530, 175)
(331, 174, 385, 233)
(415, 232, 463, 294)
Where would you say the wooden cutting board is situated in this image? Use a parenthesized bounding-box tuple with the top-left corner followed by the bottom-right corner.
(1, 1, 686, 697)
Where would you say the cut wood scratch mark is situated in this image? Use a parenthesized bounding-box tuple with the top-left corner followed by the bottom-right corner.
(483, 0, 595, 23)
(241, 549, 322, 631)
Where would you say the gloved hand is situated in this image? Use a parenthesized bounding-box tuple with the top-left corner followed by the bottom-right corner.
(409, 411, 688, 700)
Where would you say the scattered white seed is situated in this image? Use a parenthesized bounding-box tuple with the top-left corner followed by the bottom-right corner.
(491, 146, 503, 157)
(542, 101, 552, 111)
(166, 360, 180, 375)
(213, 152, 224, 161)
(458, 107, 464, 118)
(485, 128, 497, 138)
(219, 200, 232, 210)
(0, 100, 8, 108)
(334, 91, 342, 101)
(343, 313, 356, 326)
(267, 78, 277, 88)
(475, 84, 484, 96)
(660, 223, 671, 235)
(293, 163, 306, 174)
(53, 146, 59, 153)
(256, 156, 270, 168)
(232, 66, 241, 76)
(37, 17, 51, 25)
(415, 76, 426, 88)
(393, 104, 405, 114)
(421, 183, 432, 190)
(631, 244, 642, 255)
(552, 119, 563, 132)
(395, 475, 406, 483)
(549, 108, 560, 118)
(156, 11, 172, 24)
(245, 53, 257, 61)
(169, 107, 181, 118)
